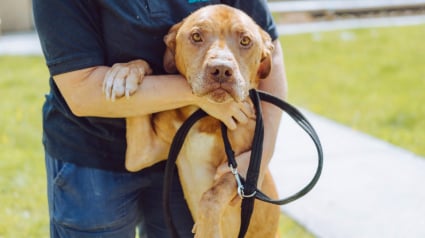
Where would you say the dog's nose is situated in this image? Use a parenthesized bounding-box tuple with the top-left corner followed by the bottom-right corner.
(208, 63, 233, 83)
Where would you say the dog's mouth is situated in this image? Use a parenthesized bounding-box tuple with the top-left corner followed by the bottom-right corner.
(208, 87, 233, 103)
(192, 82, 247, 103)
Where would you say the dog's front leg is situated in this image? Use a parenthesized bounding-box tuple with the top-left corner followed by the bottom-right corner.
(195, 173, 240, 238)
(176, 156, 224, 237)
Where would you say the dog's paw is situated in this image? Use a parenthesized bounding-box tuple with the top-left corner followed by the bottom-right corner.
(103, 59, 152, 101)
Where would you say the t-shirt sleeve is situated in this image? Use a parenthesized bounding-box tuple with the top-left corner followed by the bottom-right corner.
(223, 0, 278, 41)
(33, 0, 105, 76)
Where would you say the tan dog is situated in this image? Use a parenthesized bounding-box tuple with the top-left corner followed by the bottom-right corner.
(104, 5, 280, 238)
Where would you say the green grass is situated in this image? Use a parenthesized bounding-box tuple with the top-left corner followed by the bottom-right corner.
(0, 56, 49, 237)
(0, 55, 312, 237)
(281, 24, 425, 156)
(279, 213, 315, 238)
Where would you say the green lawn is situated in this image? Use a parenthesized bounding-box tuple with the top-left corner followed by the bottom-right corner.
(0, 56, 49, 237)
(281, 24, 425, 156)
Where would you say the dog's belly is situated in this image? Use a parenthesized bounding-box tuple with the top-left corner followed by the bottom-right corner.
(185, 131, 223, 165)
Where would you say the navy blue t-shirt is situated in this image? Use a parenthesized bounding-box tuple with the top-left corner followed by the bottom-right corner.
(33, 0, 278, 172)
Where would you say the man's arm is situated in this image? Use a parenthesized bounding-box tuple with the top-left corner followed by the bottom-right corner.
(259, 40, 288, 163)
(54, 67, 195, 117)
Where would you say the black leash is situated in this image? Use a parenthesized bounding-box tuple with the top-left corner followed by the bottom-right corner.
(163, 89, 323, 238)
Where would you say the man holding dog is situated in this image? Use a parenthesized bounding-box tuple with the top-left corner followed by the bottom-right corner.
(33, 0, 287, 237)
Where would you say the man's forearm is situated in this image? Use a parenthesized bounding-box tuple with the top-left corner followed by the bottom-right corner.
(54, 66, 196, 118)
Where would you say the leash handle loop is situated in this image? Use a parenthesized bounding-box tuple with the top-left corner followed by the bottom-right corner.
(253, 90, 323, 206)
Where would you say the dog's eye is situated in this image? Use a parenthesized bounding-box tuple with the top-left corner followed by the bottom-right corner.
(240, 36, 251, 47)
(191, 32, 203, 43)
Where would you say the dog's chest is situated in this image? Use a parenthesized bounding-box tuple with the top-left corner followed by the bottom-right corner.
(178, 116, 228, 167)
(183, 130, 220, 163)
(154, 106, 255, 165)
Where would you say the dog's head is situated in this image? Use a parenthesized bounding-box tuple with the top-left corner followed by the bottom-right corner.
(163, 4, 274, 103)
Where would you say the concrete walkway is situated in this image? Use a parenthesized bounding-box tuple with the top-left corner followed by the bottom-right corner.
(277, 15, 425, 35)
(270, 110, 425, 238)
(2, 21, 425, 238)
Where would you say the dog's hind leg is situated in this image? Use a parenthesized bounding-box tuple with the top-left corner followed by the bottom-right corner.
(125, 116, 168, 171)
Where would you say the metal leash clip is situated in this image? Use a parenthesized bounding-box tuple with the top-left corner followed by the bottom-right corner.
(229, 165, 256, 199)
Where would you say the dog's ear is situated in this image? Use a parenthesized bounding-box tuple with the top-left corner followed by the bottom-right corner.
(257, 30, 274, 79)
(163, 22, 183, 74)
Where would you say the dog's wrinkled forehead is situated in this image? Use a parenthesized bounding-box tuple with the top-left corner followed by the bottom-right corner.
(179, 5, 260, 40)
